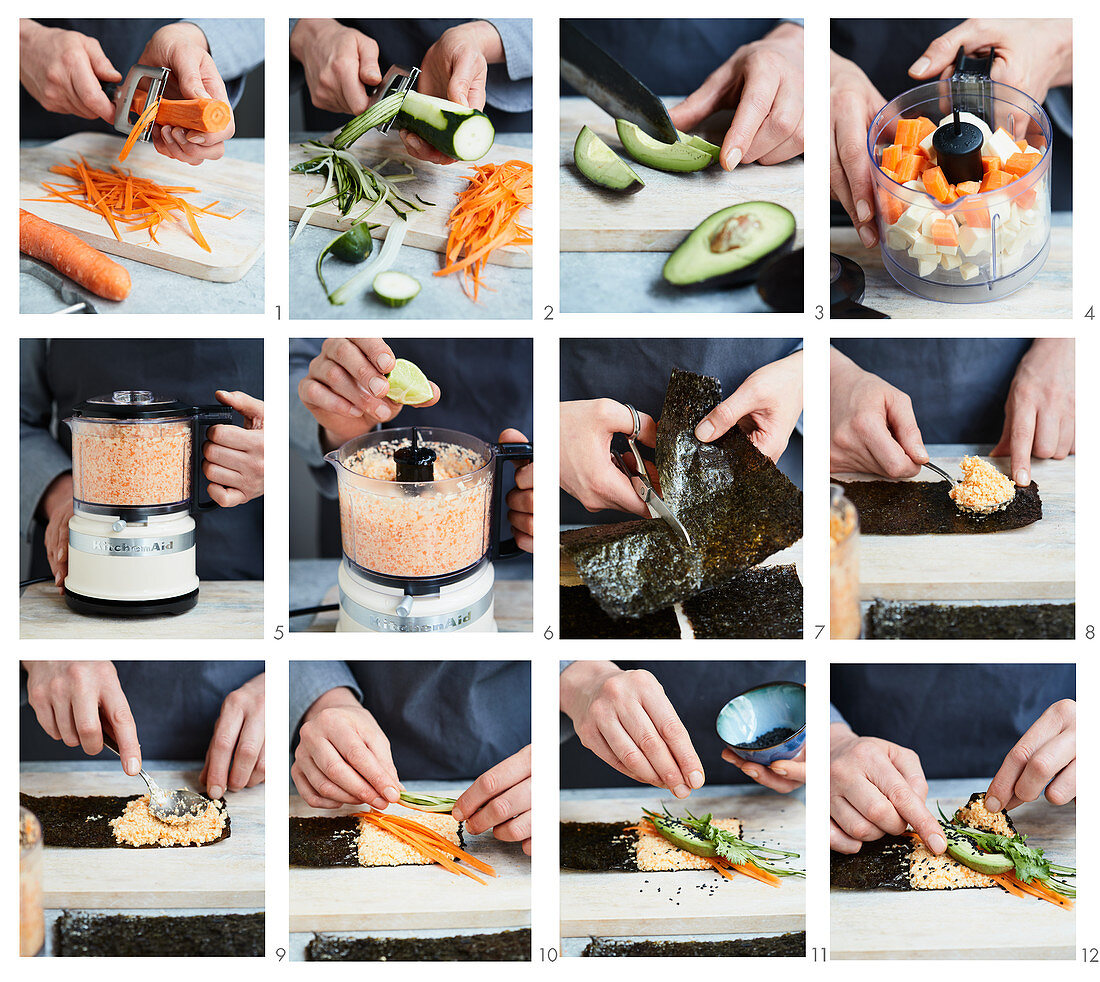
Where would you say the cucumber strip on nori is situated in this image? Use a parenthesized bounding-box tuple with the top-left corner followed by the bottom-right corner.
(830, 836, 913, 890)
(837, 478, 1042, 535)
(560, 821, 638, 871)
(582, 932, 807, 957)
(560, 585, 682, 639)
(682, 564, 803, 639)
(866, 599, 1074, 640)
(18, 793, 230, 849)
(55, 911, 264, 957)
(289, 815, 467, 868)
(307, 928, 531, 961)
(562, 368, 802, 619)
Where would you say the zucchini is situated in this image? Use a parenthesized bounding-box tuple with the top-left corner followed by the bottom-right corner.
(395, 91, 495, 161)
(373, 271, 421, 307)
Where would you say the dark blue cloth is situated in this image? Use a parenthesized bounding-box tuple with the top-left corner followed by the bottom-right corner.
(19, 660, 263, 761)
(559, 338, 803, 525)
(831, 663, 1075, 779)
(832, 338, 1031, 444)
(560, 660, 805, 789)
(27, 338, 264, 580)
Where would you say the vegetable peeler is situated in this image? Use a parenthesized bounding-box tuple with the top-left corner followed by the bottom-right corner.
(106, 64, 170, 142)
(369, 65, 420, 134)
(612, 404, 693, 548)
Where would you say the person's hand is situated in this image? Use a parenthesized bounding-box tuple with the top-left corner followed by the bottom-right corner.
(292, 686, 401, 810)
(830, 51, 887, 248)
(203, 390, 264, 507)
(990, 338, 1074, 488)
(830, 348, 928, 478)
(559, 400, 658, 518)
(199, 673, 265, 800)
(298, 338, 441, 452)
(908, 19, 1072, 107)
(723, 745, 805, 793)
(23, 661, 142, 775)
(137, 22, 235, 165)
(453, 744, 531, 855)
(560, 661, 704, 798)
(830, 722, 945, 855)
(19, 19, 120, 123)
(40, 473, 74, 595)
(404, 21, 504, 164)
(986, 700, 1075, 813)
(694, 351, 803, 462)
(290, 19, 382, 116)
(670, 23, 803, 170)
(499, 427, 533, 553)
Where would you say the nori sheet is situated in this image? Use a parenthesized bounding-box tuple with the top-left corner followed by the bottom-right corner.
(683, 564, 803, 639)
(307, 928, 531, 961)
(289, 815, 466, 868)
(562, 368, 802, 619)
(830, 837, 912, 890)
(582, 931, 807, 957)
(866, 599, 1075, 640)
(559, 585, 681, 639)
(18, 792, 230, 849)
(559, 821, 637, 871)
(837, 478, 1042, 535)
(54, 911, 263, 957)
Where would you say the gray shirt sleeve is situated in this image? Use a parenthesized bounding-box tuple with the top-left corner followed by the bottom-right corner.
(20, 339, 73, 542)
(289, 660, 363, 745)
(186, 18, 265, 106)
(484, 19, 532, 114)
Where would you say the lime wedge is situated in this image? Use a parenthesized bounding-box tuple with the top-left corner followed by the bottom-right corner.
(386, 358, 432, 405)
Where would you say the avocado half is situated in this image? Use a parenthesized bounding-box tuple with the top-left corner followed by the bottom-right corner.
(664, 202, 796, 288)
(574, 125, 645, 193)
(615, 119, 713, 173)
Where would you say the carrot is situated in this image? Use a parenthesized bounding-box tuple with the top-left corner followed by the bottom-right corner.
(931, 219, 958, 248)
(350, 811, 496, 883)
(1004, 152, 1041, 177)
(955, 181, 981, 196)
(981, 169, 1015, 193)
(989, 872, 1073, 909)
(704, 857, 736, 880)
(893, 154, 925, 183)
(921, 166, 952, 203)
(19, 208, 131, 301)
(895, 119, 923, 148)
(131, 90, 231, 132)
(730, 861, 782, 888)
(118, 97, 161, 162)
(981, 156, 1001, 173)
(881, 144, 904, 172)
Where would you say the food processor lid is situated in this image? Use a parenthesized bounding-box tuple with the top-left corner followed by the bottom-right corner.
(71, 390, 195, 420)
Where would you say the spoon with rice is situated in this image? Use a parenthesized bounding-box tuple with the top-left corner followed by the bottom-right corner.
(923, 455, 1017, 515)
(102, 733, 211, 825)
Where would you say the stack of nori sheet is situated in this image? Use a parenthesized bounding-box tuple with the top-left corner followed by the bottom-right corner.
(865, 599, 1075, 640)
(582, 932, 806, 957)
(54, 911, 263, 956)
(307, 929, 531, 961)
(562, 369, 802, 621)
(18, 792, 231, 848)
(837, 478, 1042, 535)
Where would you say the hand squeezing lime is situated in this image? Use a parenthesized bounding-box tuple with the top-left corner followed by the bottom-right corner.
(386, 358, 433, 405)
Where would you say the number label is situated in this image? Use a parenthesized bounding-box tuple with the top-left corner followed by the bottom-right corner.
(544, 305, 554, 320)
(275, 947, 287, 961)
(544, 625, 555, 640)
(813, 946, 827, 962)
(274, 624, 285, 640)
(1082, 947, 1098, 963)
(540, 947, 559, 962)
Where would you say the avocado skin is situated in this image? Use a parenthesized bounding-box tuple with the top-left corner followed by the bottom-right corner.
(574, 125, 645, 193)
(664, 203, 796, 288)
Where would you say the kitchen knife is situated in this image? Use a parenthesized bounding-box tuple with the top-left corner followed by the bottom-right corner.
(560, 20, 678, 144)
(19, 258, 98, 313)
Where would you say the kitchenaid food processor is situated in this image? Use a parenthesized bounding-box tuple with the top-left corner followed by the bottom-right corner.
(63, 390, 231, 616)
(325, 426, 532, 632)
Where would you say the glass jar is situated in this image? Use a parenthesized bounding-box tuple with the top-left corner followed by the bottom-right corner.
(830, 486, 861, 640)
(19, 807, 44, 957)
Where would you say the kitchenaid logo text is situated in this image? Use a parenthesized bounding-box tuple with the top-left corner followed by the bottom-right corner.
(89, 538, 180, 554)
(373, 610, 474, 632)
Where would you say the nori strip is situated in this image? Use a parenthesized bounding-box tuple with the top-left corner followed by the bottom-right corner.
(289, 815, 467, 868)
(559, 585, 681, 639)
(865, 599, 1074, 640)
(54, 911, 263, 957)
(830, 836, 912, 890)
(837, 479, 1042, 535)
(560, 821, 637, 871)
(582, 932, 806, 957)
(563, 369, 802, 619)
(307, 928, 531, 961)
(682, 564, 803, 639)
(18, 793, 230, 849)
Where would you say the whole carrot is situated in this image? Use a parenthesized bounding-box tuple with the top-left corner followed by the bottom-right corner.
(19, 208, 131, 301)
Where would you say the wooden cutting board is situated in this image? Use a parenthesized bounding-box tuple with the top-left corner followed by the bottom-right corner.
(832, 779, 1075, 959)
(289, 795, 531, 932)
(559, 97, 803, 252)
(20, 133, 264, 282)
(835, 449, 1074, 600)
(288, 133, 532, 268)
(560, 789, 804, 937)
(21, 768, 264, 908)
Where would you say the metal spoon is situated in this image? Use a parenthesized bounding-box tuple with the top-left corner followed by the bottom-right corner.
(922, 462, 957, 487)
(923, 460, 1013, 515)
(101, 733, 211, 825)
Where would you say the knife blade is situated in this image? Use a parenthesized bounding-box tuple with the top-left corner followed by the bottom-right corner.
(19, 257, 98, 313)
(560, 20, 679, 144)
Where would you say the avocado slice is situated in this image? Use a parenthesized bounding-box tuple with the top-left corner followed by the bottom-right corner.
(944, 831, 1014, 875)
(615, 119, 713, 173)
(651, 817, 717, 857)
(664, 202, 796, 287)
(678, 131, 722, 161)
(574, 125, 645, 193)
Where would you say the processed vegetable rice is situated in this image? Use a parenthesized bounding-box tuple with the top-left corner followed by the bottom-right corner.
(72, 422, 191, 507)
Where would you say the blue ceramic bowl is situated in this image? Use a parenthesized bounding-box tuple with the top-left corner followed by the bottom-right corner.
(716, 682, 806, 766)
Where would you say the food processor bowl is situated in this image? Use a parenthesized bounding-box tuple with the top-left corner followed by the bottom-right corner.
(868, 79, 1052, 303)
